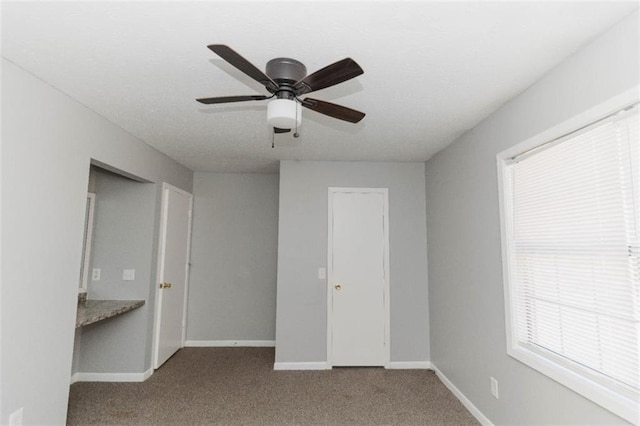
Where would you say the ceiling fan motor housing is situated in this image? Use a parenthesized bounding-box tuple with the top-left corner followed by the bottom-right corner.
(266, 58, 307, 94)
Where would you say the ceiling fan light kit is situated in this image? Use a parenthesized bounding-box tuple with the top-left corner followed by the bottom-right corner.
(267, 99, 301, 129)
(196, 44, 365, 137)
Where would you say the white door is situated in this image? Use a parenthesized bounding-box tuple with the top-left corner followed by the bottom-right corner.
(153, 183, 193, 369)
(328, 187, 389, 367)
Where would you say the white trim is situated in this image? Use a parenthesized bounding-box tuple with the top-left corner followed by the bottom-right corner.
(182, 189, 194, 345)
(498, 87, 639, 161)
(185, 340, 275, 347)
(273, 362, 330, 370)
(151, 184, 169, 369)
(509, 346, 639, 423)
(386, 361, 432, 370)
(182, 190, 194, 345)
(431, 364, 494, 426)
(79, 192, 96, 292)
(496, 87, 640, 425)
(151, 183, 194, 370)
(71, 368, 153, 383)
(327, 187, 391, 369)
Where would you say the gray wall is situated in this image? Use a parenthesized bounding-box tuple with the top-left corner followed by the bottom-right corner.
(187, 173, 279, 342)
(1, 58, 193, 425)
(276, 161, 429, 364)
(425, 12, 638, 425)
(76, 169, 156, 373)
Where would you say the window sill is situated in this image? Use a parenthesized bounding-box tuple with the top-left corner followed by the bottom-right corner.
(508, 344, 639, 424)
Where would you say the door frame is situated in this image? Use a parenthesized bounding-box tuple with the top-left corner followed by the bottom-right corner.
(151, 182, 193, 369)
(79, 192, 96, 293)
(326, 187, 390, 368)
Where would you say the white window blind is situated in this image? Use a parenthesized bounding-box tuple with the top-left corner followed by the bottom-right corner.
(504, 105, 639, 403)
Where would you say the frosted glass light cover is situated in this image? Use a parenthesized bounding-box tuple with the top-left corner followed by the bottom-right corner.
(267, 99, 301, 129)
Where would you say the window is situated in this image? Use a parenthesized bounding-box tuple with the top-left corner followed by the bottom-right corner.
(498, 100, 639, 423)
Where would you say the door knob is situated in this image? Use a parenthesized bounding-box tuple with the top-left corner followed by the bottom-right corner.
(334, 284, 342, 290)
(160, 282, 172, 289)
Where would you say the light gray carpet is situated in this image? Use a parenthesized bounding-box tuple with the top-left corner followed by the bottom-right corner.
(67, 347, 478, 425)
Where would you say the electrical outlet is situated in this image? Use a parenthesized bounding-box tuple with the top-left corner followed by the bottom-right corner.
(9, 407, 23, 426)
(91, 268, 101, 281)
(123, 269, 135, 281)
(490, 377, 499, 399)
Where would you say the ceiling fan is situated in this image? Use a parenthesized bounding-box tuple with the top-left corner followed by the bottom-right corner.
(196, 45, 365, 135)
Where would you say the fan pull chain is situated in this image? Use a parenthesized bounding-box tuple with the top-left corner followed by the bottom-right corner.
(294, 101, 300, 138)
(272, 130, 275, 149)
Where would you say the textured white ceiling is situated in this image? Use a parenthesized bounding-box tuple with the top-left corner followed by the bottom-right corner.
(2, 1, 637, 173)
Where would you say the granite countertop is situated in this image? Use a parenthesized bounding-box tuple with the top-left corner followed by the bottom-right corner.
(76, 299, 145, 328)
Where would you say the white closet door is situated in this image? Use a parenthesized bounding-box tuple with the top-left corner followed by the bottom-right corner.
(329, 188, 388, 367)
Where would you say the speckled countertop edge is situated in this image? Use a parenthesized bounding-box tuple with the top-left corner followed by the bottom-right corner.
(76, 299, 145, 328)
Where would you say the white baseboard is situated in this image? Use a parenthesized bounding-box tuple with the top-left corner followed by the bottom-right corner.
(387, 361, 432, 369)
(273, 362, 329, 370)
(431, 364, 494, 426)
(71, 368, 153, 383)
(273, 361, 430, 370)
(184, 340, 275, 347)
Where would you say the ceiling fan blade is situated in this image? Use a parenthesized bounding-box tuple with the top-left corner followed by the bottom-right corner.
(301, 98, 365, 123)
(196, 95, 270, 105)
(294, 58, 363, 96)
(208, 44, 278, 93)
(274, 127, 291, 134)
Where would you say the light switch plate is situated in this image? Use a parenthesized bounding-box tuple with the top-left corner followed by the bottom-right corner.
(9, 407, 23, 426)
(490, 377, 499, 399)
(123, 269, 135, 281)
(318, 267, 326, 280)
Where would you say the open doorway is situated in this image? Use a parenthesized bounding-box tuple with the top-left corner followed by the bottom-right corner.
(71, 163, 156, 385)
